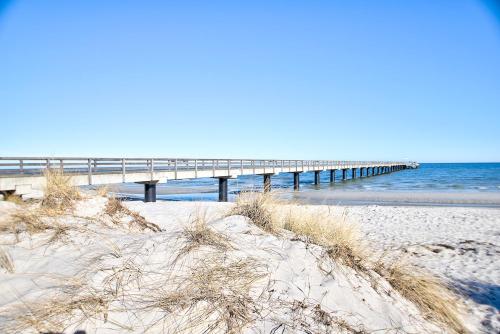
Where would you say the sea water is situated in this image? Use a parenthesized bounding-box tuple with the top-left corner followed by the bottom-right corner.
(117, 163, 500, 201)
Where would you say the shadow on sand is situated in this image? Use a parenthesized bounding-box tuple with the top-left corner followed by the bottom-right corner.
(454, 279, 500, 310)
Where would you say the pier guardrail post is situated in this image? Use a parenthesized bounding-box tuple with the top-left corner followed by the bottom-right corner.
(87, 159, 92, 185)
(122, 159, 125, 182)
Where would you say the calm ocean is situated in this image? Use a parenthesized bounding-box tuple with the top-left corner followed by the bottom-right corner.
(116, 163, 500, 202)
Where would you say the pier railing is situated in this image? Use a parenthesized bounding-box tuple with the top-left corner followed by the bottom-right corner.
(0, 157, 411, 177)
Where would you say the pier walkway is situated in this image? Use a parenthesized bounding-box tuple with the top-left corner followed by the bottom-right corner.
(0, 157, 418, 202)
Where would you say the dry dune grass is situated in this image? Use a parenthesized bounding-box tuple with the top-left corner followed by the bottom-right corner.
(376, 261, 467, 334)
(230, 192, 466, 334)
(0, 170, 82, 239)
(231, 192, 366, 272)
(105, 197, 161, 232)
(101, 258, 143, 298)
(148, 256, 264, 333)
(1, 292, 111, 334)
(283, 209, 367, 274)
(0, 247, 14, 273)
(229, 192, 280, 232)
(42, 169, 82, 213)
(2, 210, 50, 235)
(95, 185, 109, 197)
(177, 210, 233, 259)
(2, 192, 24, 205)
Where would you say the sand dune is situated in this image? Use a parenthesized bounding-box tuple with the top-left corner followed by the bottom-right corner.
(1, 192, 497, 333)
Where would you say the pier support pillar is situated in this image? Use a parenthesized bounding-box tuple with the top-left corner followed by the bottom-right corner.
(352, 168, 357, 179)
(293, 172, 301, 191)
(263, 174, 272, 193)
(330, 169, 336, 183)
(218, 177, 229, 202)
(143, 182, 157, 202)
(360, 168, 364, 177)
(342, 169, 347, 180)
(314, 171, 321, 185)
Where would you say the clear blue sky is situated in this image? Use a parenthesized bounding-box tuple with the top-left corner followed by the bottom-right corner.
(1, 1, 499, 162)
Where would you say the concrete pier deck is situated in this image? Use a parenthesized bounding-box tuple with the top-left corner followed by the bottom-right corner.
(0, 157, 418, 201)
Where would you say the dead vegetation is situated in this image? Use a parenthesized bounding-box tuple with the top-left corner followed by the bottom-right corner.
(2, 192, 23, 205)
(229, 192, 467, 334)
(230, 192, 279, 232)
(101, 258, 143, 298)
(41, 169, 82, 213)
(104, 197, 161, 232)
(177, 210, 232, 259)
(0, 247, 14, 273)
(375, 261, 466, 334)
(283, 208, 368, 274)
(148, 256, 264, 333)
(95, 185, 109, 197)
(231, 193, 367, 272)
(0, 291, 111, 334)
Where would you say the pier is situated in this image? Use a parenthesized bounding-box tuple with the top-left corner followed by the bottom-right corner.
(0, 157, 418, 202)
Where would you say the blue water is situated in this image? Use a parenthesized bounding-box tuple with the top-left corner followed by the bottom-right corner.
(119, 163, 500, 201)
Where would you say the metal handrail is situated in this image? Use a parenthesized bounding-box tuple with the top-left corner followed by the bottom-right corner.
(0, 157, 416, 178)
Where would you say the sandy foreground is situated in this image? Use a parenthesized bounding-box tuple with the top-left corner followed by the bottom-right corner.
(0, 196, 498, 333)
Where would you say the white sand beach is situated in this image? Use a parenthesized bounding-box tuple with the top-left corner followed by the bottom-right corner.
(1, 188, 498, 333)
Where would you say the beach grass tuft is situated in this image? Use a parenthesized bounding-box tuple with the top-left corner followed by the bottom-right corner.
(178, 210, 232, 259)
(105, 197, 161, 232)
(283, 208, 368, 274)
(231, 192, 367, 272)
(149, 255, 263, 333)
(1, 292, 111, 334)
(2, 192, 23, 205)
(376, 261, 467, 334)
(41, 169, 82, 213)
(229, 192, 280, 232)
(0, 247, 14, 273)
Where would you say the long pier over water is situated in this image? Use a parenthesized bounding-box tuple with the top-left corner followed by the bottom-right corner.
(0, 157, 418, 202)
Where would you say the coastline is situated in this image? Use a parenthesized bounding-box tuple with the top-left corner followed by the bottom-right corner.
(105, 183, 500, 207)
(287, 189, 500, 207)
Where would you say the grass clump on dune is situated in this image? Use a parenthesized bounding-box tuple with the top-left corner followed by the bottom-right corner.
(283, 209, 367, 273)
(231, 192, 366, 271)
(149, 256, 264, 333)
(376, 262, 467, 334)
(229, 192, 279, 232)
(0, 170, 82, 240)
(177, 210, 232, 259)
(42, 169, 82, 213)
(105, 197, 161, 232)
(0, 247, 14, 273)
(0, 291, 111, 334)
(2, 192, 23, 205)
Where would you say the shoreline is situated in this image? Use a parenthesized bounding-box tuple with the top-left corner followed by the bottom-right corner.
(105, 184, 500, 207)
